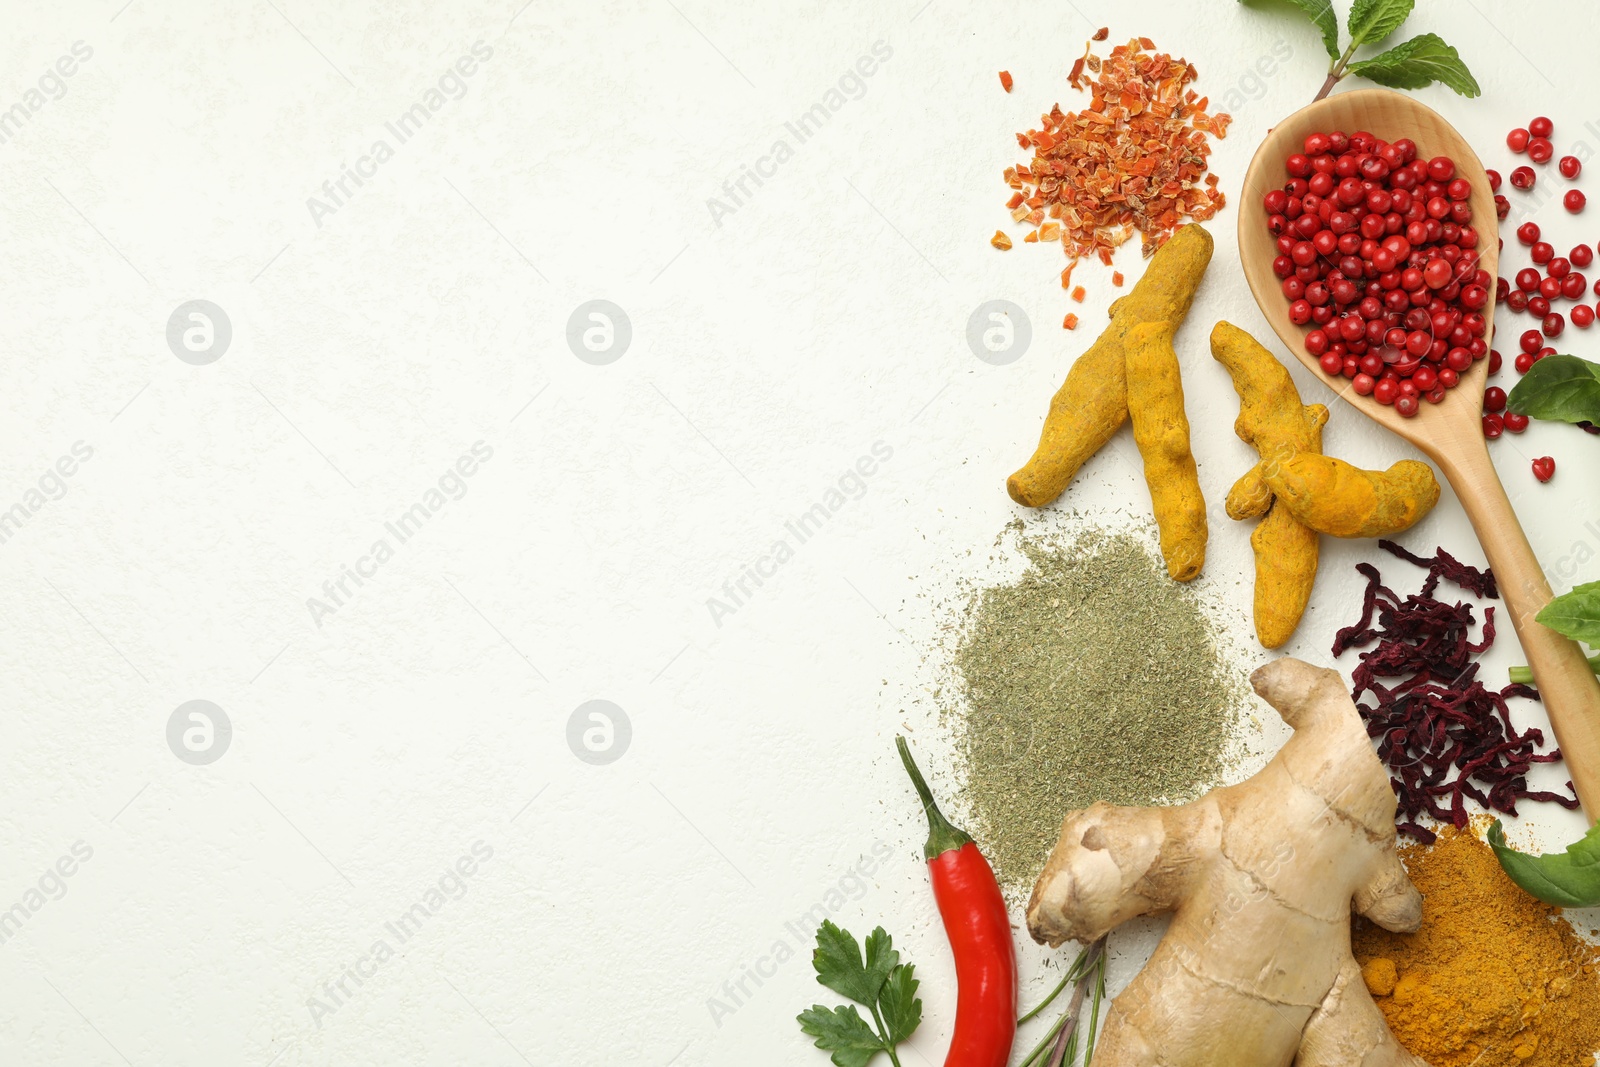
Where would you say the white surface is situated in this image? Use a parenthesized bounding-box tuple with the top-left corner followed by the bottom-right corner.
(1, 1, 1598, 1064)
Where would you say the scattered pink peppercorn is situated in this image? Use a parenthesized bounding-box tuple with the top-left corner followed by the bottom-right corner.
(1485, 386, 1508, 412)
(1561, 155, 1583, 179)
(1567, 190, 1587, 213)
(1544, 312, 1566, 337)
(1574, 304, 1596, 328)
(1511, 166, 1537, 190)
(1504, 411, 1530, 433)
(1532, 241, 1555, 265)
(1517, 221, 1541, 245)
(1532, 456, 1556, 483)
(1508, 128, 1531, 153)
(1530, 138, 1555, 163)
(1573, 244, 1595, 268)
(1483, 412, 1505, 438)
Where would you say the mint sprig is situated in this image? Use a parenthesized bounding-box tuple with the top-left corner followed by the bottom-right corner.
(1238, 0, 1478, 100)
(797, 921, 923, 1067)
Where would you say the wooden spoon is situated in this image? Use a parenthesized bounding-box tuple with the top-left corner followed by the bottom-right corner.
(1239, 87, 1600, 817)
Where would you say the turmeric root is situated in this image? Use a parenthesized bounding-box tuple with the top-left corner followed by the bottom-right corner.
(1225, 464, 1273, 521)
(1026, 657, 1428, 1067)
(1007, 224, 1213, 509)
(1210, 321, 1326, 647)
(1252, 499, 1321, 649)
(1125, 320, 1207, 580)
(1263, 455, 1441, 539)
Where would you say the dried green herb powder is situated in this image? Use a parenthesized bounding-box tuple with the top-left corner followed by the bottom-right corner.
(954, 528, 1244, 890)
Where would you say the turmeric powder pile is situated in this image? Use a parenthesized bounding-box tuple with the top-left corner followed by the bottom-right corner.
(1352, 823, 1600, 1067)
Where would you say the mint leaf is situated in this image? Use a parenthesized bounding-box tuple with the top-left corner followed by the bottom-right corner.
(812, 921, 882, 1005)
(878, 964, 923, 1045)
(1506, 354, 1600, 424)
(1239, 0, 1340, 61)
(1537, 581, 1600, 647)
(1347, 0, 1413, 48)
(1488, 819, 1600, 908)
(1348, 33, 1481, 97)
(797, 1005, 886, 1067)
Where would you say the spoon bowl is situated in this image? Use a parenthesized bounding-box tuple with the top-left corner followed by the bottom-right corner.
(1239, 88, 1600, 818)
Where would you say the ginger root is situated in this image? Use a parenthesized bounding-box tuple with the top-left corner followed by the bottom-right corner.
(1026, 657, 1429, 1067)
(1263, 455, 1441, 539)
(1008, 224, 1212, 580)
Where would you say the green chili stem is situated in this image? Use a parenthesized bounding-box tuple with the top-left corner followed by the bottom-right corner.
(1511, 656, 1600, 685)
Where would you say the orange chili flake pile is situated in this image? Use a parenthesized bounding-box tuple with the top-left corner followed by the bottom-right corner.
(1002, 35, 1229, 268)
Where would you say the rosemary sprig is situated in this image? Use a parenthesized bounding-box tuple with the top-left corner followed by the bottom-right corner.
(1018, 936, 1107, 1067)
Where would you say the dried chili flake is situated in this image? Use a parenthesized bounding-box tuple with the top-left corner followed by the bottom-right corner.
(1111, 271, 1124, 287)
(1003, 35, 1228, 280)
(1070, 286, 1086, 302)
(999, 70, 1013, 93)
(1063, 313, 1079, 330)
(1332, 543, 1578, 843)
(990, 230, 1012, 250)
(1091, 26, 1109, 41)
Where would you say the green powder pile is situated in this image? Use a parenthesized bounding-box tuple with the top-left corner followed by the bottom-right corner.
(954, 527, 1245, 890)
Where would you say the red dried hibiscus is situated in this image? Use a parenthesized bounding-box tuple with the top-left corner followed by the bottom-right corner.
(1332, 540, 1578, 842)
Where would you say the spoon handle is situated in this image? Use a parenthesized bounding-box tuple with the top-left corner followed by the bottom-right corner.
(1440, 443, 1600, 820)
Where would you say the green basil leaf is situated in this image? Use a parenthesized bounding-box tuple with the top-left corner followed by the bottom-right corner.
(811, 921, 881, 1005)
(1506, 354, 1600, 424)
(1348, 33, 1481, 97)
(878, 964, 923, 1045)
(1537, 580, 1600, 647)
(1239, 0, 1340, 61)
(1488, 819, 1600, 908)
(1347, 0, 1413, 49)
(797, 1004, 886, 1067)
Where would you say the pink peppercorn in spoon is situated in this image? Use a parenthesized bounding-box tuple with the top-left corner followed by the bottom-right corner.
(1240, 87, 1600, 819)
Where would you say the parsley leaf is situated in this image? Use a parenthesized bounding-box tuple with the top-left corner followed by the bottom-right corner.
(812, 921, 886, 1005)
(798, 923, 923, 1067)
(797, 1005, 886, 1067)
(1348, 33, 1481, 97)
(878, 965, 923, 1045)
(1238, 0, 1341, 62)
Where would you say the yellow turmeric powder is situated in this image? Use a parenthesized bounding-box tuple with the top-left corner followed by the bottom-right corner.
(1352, 823, 1600, 1067)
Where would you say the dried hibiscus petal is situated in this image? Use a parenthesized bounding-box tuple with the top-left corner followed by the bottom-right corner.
(1332, 546, 1578, 843)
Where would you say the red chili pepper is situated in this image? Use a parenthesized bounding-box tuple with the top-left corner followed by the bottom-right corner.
(897, 737, 1016, 1067)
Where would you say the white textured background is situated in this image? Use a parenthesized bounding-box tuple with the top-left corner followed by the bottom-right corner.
(2, 1, 1598, 1064)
